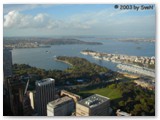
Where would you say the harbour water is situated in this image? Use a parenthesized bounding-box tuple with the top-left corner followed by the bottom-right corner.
(12, 38, 155, 71)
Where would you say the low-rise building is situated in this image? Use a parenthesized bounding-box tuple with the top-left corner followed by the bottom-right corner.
(47, 96, 74, 116)
(134, 80, 155, 90)
(76, 94, 110, 116)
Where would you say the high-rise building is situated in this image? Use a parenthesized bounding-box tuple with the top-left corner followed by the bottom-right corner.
(76, 94, 110, 116)
(35, 78, 55, 116)
(47, 96, 74, 116)
(7, 77, 25, 115)
(3, 47, 12, 78)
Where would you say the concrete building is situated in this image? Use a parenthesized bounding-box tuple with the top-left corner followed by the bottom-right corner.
(134, 80, 155, 90)
(3, 47, 12, 78)
(35, 78, 55, 116)
(76, 94, 110, 116)
(60, 90, 81, 103)
(47, 96, 74, 116)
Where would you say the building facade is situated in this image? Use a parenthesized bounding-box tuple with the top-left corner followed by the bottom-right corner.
(7, 77, 25, 115)
(3, 47, 12, 78)
(47, 96, 74, 116)
(23, 93, 34, 116)
(76, 94, 110, 116)
(35, 78, 55, 116)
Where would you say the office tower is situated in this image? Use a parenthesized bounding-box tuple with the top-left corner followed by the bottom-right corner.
(76, 94, 110, 116)
(35, 78, 55, 116)
(7, 77, 25, 115)
(3, 47, 12, 78)
(47, 96, 74, 116)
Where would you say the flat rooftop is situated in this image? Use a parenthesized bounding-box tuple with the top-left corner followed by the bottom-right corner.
(36, 78, 55, 86)
(48, 96, 73, 108)
(78, 94, 110, 108)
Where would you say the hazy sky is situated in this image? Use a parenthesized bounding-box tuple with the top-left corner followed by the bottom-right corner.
(3, 4, 156, 38)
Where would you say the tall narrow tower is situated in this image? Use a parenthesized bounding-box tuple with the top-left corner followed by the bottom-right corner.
(35, 78, 55, 116)
(3, 47, 12, 78)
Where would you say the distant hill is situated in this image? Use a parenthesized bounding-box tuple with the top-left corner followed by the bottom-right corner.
(3, 37, 102, 45)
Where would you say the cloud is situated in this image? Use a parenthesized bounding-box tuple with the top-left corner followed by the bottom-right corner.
(3, 4, 53, 14)
(3, 10, 93, 30)
(67, 8, 129, 28)
(3, 7, 155, 37)
(3, 8, 130, 29)
(4, 10, 22, 28)
(3, 11, 61, 29)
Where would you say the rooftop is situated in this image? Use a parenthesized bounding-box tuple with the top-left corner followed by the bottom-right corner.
(36, 78, 55, 86)
(48, 96, 73, 108)
(78, 94, 110, 108)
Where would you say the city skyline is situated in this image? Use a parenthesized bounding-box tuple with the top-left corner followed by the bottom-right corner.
(3, 4, 155, 38)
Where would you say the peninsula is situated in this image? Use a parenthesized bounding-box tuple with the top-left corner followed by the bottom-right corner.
(81, 50, 155, 69)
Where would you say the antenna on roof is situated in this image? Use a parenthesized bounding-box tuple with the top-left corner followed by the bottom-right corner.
(24, 79, 30, 95)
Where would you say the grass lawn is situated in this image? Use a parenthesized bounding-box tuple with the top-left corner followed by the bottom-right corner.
(79, 86, 122, 100)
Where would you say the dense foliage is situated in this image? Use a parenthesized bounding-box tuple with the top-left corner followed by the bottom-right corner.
(57, 56, 108, 77)
(78, 81, 155, 116)
(12, 57, 155, 116)
(110, 82, 155, 116)
(13, 56, 110, 86)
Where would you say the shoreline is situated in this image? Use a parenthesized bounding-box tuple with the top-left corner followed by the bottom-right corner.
(81, 50, 155, 69)
(55, 58, 73, 67)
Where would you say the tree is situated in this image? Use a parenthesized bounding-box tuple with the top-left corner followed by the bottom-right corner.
(108, 84, 116, 89)
(132, 104, 142, 115)
(119, 101, 125, 107)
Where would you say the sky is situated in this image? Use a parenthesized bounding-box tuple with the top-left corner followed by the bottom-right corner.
(3, 4, 156, 38)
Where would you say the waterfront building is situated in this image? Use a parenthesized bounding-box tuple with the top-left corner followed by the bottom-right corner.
(35, 78, 55, 116)
(81, 50, 155, 66)
(3, 47, 12, 78)
(76, 94, 110, 116)
(47, 96, 74, 116)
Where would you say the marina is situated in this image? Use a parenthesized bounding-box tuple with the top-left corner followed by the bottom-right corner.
(117, 64, 155, 78)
